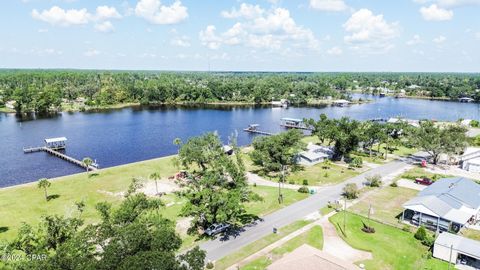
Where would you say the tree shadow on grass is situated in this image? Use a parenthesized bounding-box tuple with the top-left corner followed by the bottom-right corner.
(0, 227, 9, 233)
(88, 173, 100, 178)
(47, 194, 60, 201)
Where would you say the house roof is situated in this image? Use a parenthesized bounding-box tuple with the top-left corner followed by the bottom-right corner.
(44, 137, 67, 144)
(267, 244, 360, 270)
(281, 117, 303, 122)
(403, 177, 480, 224)
(435, 232, 480, 259)
(300, 151, 329, 162)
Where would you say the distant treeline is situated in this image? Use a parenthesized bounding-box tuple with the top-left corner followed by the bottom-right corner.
(0, 70, 479, 113)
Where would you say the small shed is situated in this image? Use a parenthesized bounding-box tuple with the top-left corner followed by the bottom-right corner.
(434, 232, 480, 268)
(45, 137, 67, 150)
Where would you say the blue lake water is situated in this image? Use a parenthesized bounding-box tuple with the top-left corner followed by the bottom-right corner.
(1, 94, 480, 187)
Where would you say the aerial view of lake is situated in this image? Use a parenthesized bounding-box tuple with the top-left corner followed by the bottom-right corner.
(1, 94, 480, 187)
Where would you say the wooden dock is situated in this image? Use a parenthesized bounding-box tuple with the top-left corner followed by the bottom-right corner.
(243, 128, 275, 136)
(280, 123, 314, 131)
(23, 146, 98, 171)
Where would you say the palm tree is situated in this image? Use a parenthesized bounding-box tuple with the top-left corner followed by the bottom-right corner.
(38, 178, 51, 201)
(149, 172, 161, 195)
(82, 157, 93, 173)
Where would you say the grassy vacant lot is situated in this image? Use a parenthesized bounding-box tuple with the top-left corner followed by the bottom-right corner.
(350, 186, 418, 227)
(0, 155, 308, 243)
(213, 220, 312, 269)
(288, 163, 359, 186)
(241, 225, 323, 270)
(329, 212, 448, 270)
(396, 166, 452, 182)
(460, 228, 480, 241)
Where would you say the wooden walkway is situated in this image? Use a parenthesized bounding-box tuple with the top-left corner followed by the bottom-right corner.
(243, 128, 275, 136)
(23, 146, 97, 171)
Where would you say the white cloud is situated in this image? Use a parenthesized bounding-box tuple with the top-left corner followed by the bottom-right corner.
(199, 25, 222, 49)
(135, 0, 188, 25)
(310, 0, 348, 12)
(343, 9, 399, 53)
(32, 5, 121, 32)
(221, 3, 264, 19)
(475, 32, 480, 40)
(433, 35, 447, 43)
(94, 21, 115, 33)
(203, 5, 319, 52)
(84, 49, 100, 57)
(32, 6, 91, 26)
(171, 35, 191, 47)
(95, 6, 121, 20)
(419, 4, 453, 21)
(327, 46, 343, 55)
(38, 28, 49, 33)
(406, 34, 423, 45)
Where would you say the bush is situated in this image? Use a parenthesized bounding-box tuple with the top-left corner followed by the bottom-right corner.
(390, 181, 398, 187)
(253, 182, 257, 187)
(298, 186, 309, 193)
(205, 261, 214, 269)
(421, 234, 435, 247)
(302, 179, 309, 186)
(361, 222, 375, 233)
(471, 120, 479, 128)
(349, 157, 363, 168)
(323, 172, 329, 177)
(402, 225, 411, 232)
(366, 174, 382, 187)
(288, 180, 295, 185)
(342, 183, 359, 199)
(414, 226, 427, 241)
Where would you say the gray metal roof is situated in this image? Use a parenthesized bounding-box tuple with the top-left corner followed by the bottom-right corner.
(45, 137, 67, 143)
(419, 177, 480, 209)
(435, 232, 480, 259)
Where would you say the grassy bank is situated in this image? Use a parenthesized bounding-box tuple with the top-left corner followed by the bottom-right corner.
(0, 155, 308, 242)
(0, 106, 15, 113)
(329, 212, 448, 270)
(213, 220, 312, 269)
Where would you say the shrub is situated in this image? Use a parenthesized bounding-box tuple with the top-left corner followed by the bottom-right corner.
(342, 183, 359, 199)
(414, 226, 427, 241)
(471, 120, 479, 128)
(288, 180, 295, 185)
(302, 179, 309, 186)
(298, 186, 310, 193)
(323, 172, 329, 177)
(390, 181, 398, 187)
(402, 225, 411, 232)
(421, 234, 435, 247)
(253, 182, 257, 187)
(361, 222, 375, 233)
(366, 174, 382, 187)
(349, 157, 363, 168)
(205, 261, 214, 269)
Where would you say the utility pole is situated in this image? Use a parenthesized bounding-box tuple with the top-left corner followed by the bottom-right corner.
(343, 198, 347, 236)
(278, 165, 285, 204)
(447, 244, 453, 270)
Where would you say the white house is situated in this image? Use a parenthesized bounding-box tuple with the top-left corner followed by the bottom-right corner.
(434, 232, 480, 268)
(402, 177, 480, 232)
(460, 147, 480, 173)
(297, 143, 334, 166)
(5, 100, 16, 109)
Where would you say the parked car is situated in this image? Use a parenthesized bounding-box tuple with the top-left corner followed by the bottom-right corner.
(414, 177, 433, 186)
(204, 223, 230, 236)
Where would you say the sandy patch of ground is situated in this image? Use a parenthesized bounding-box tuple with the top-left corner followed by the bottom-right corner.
(139, 179, 180, 197)
(176, 217, 193, 235)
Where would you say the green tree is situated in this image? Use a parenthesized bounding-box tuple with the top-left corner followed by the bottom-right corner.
(410, 121, 468, 164)
(342, 183, 359, 199)
(149, 172, 161, 195)
(82, 157, 93, 173)
(250, 129, 305, 174)
(37, 178, 51, 201)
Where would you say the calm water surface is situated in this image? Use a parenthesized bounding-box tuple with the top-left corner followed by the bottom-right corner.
(1, 95, 480, 187)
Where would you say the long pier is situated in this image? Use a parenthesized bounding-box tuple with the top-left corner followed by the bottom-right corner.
(23, 146, 98, 171)
(243, 128, 275, 136)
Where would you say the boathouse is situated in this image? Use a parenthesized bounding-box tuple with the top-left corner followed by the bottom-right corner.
(459, 97, 474, 103)
(45, 137, 67, 150)
(332, 99, 350, 107)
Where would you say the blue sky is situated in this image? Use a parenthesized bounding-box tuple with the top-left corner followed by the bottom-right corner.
(0, 0, 479, 72)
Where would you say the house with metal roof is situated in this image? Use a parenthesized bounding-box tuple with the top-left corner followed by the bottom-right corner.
(433, 232, 480, 269)
(402, 177, 480, 232)
(297, 143, 334, 166)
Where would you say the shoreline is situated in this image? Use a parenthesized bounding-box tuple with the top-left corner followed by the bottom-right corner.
(0, 154, 177, 192)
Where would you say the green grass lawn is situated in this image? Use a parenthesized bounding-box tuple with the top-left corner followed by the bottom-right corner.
(0, 155, 308, 243)
(287, 163, 359, 186)
(350, 186, 418, 227)
(460, 228, 480, 241)
(329, 212, 449, 270)
(242, 225, 323, 270)
(396, 166, 452, 182)
(213, 220, 312, 270)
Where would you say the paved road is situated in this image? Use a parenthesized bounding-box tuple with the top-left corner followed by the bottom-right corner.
(200, 159, 412, 261)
